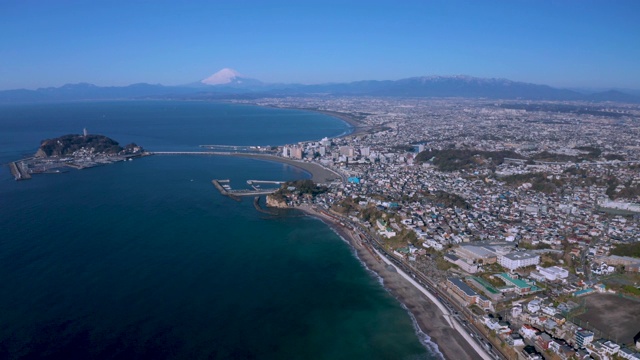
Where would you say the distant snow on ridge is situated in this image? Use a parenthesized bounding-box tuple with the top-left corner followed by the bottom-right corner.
(201, 68, 243, 85)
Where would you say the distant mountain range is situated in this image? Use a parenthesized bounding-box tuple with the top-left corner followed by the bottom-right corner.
(1, 69, 639, 104)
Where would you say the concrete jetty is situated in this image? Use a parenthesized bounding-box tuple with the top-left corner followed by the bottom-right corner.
(212, 179, 241, 201)
(9, 161, 31, 181)
(212, 179, 279, 200)
(246, 180, 284, 185)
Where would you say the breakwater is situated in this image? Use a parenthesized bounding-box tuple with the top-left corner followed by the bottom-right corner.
(211, 178, 280, 201)
(211, 179, 241, 201)
(9, 161, 31, 181)
(253, 196, 278, 215)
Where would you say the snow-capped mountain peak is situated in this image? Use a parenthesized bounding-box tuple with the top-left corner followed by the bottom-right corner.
(201, 68, 243, 85)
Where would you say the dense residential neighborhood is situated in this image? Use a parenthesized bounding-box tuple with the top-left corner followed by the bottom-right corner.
(248, 97, 640, 360)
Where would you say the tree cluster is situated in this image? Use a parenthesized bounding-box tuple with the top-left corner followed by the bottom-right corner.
(415, 149, 523, 171)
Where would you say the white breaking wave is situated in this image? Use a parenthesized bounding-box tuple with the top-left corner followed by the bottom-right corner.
(306, 214, 444, 359)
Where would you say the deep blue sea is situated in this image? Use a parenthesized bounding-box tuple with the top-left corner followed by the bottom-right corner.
(0, 101, 436, 359)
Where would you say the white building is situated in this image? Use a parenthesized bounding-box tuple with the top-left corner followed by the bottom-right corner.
(601, 341, 621, 356)
(575, 329, 594, 348)
(618, 347, 640, 360)
(536, 266, 569, 281)
(511, 304, 523, 318)
(527, 299, 541, 313)
(499, 251, 540, 271)
(423, 239, 444, 251)
(541, 305, 557, 316)
(520, 324, 538, 339)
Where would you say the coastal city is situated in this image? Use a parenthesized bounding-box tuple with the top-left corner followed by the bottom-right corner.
(4, 1, 640, 359)
(238, 97, 640, 360)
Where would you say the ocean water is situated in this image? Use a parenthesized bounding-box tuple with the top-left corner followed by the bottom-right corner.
(0, 101, 436, 359)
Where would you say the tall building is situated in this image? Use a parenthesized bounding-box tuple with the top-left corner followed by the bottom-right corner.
(291, 146, 303, 160)
(339, 146, 354, 157)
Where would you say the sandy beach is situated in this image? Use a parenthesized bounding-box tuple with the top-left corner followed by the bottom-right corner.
(295, 204, 484, 360)
(217, 106, 485, 358)
(224, 153, 343, 183)
(262, 105, 374, 137)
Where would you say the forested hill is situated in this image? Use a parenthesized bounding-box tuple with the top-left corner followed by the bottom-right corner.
(35, 134, 142, 157)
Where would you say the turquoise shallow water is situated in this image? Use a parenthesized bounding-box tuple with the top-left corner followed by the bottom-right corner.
(0, 101, 435, 359)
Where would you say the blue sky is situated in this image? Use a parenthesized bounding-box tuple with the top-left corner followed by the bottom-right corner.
(1, 0, 639, 90)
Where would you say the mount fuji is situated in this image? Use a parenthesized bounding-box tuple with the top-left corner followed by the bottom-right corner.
(1, 68, 639, 103)
(200, 68, 263, 88)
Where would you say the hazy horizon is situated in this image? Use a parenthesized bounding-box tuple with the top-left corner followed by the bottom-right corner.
(1, 0, 639, 90)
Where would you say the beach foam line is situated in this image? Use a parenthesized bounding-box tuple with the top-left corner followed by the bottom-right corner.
(400, 301, 445, 360)
(371, 247, 494, 360)
(297, 205, 494, 359)
(301, 210, 445, 359)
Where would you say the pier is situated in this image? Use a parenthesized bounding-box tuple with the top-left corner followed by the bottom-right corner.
(199, 144, 273, 152)
(9, 161, 32, 181)
(212, 179, 241, 201)
(246, 180, 285, 185)
(212, 179, 280, 200)
(150, 151, 222, 155)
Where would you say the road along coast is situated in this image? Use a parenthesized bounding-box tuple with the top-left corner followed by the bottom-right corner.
(295, 204, 493, 360)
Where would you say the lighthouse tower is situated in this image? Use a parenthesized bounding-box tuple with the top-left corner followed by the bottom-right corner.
(83, 128, 88, 137)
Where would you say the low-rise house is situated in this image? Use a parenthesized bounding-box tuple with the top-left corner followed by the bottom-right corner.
(541, 304, 557, 316)
(619, 347, 640, 360)
(520, 324, 539, 339)
(522, 345, 543, 360)
(536, 332, 553, 350)
(548, 339, 576, 360)
(508, 333, 525, 346)
(575, 329, 594, 348)
(601, 340, 621, 356)
(527, 299, 541, 314)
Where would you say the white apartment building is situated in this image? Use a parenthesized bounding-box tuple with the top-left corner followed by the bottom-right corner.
(498, 251, 540, 271)
(536, 265, 569, 281)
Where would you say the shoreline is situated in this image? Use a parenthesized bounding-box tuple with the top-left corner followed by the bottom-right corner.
(221, 153, 343, 183)
(260, 105, 372, 138)
(294, 204, 487, 360)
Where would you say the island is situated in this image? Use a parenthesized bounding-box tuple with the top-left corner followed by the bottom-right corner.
(10, 132, 146, 180)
